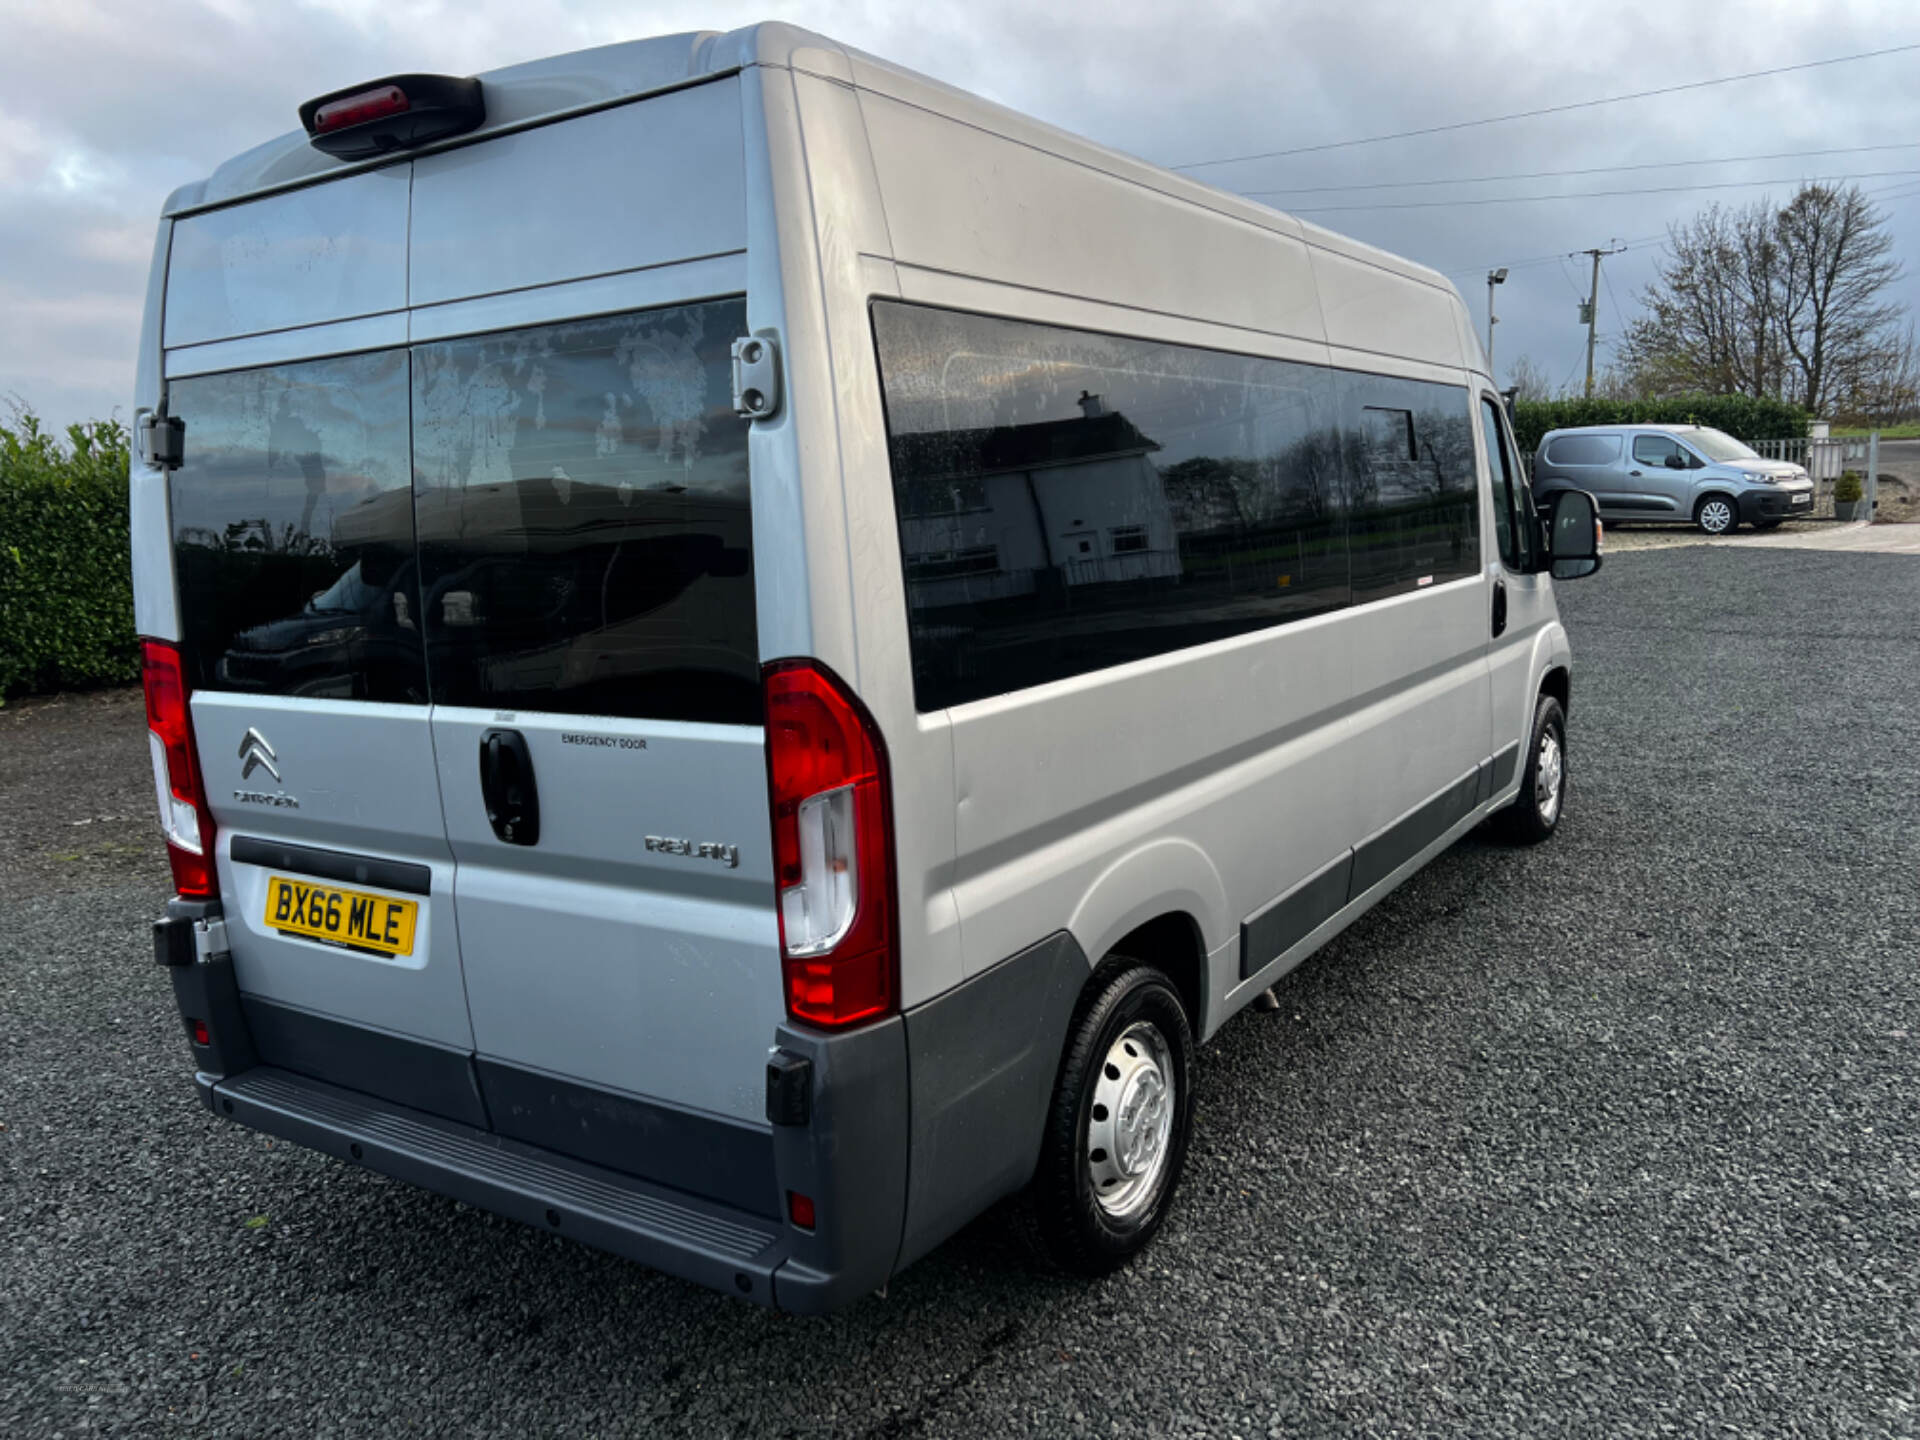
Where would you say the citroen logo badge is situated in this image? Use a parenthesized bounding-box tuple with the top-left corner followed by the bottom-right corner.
(238, 727, 281, 782)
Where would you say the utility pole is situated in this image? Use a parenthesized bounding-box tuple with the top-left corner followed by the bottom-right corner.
(1578, 243, 1625, 398)
(1486, 268, 1508, 376)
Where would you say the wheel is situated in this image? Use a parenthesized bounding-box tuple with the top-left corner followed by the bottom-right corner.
(1028, 962, 1194, 1274)
(1498, 693, 1567, 844)
(1695, 494, 1739, 535)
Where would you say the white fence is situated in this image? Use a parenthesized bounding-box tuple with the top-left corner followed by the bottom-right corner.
(1753, 434, 1879, 519)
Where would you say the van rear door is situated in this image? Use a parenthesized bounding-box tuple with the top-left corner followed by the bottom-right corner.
(413, 298, 785, 1186)
(167, 345, 485, 1097)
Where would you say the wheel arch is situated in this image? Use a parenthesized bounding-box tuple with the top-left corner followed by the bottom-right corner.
(1540, 663, 1570, 717)
(1067, 837, 1227, 1038)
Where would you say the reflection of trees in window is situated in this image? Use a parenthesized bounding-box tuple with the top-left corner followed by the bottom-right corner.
(873, 300, 1481, 710)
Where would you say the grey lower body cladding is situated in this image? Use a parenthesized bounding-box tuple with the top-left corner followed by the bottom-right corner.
(1238, 744, 1522, 981)
(160, 906, 1089, 1313)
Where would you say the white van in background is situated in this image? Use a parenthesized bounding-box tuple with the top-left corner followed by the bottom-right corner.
(134, 23, 1602, 1313)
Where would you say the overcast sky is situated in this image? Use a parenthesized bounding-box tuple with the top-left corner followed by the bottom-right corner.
(4, 0, 1918, 431)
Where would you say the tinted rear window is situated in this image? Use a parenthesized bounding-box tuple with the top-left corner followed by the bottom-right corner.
(168, 351, 425, 703)
(1544, 434, 1620, 466)
(412, 300, 759, 723)
(166, 298, 760, 724)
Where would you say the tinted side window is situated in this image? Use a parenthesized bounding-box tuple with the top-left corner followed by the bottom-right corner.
(873, 302, 1349, 711)
(1545, 434, 1621, 466)
(1632, 433, 1682, 467)
(1341, 372, 1480, 602)
(411, 299, 759, 724)
(168, 351, 424, 702)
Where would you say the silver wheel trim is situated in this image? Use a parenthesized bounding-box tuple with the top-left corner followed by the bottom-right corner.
(1535, 727, 1564, 824)
(1087, 1020, 1176, 1221)
(1701, 499, 1733, 533)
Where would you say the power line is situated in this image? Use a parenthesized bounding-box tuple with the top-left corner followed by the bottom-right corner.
(1602, 264, 1631, 337)
(1442, 172, 1920, 280)
(1169, 41, 1920, 172)
(1443, 233, 1670, 281)
(1238, 142, 1920, 198)
(1288, 167, 1920, 213)
(1556, 256, 1587, 301)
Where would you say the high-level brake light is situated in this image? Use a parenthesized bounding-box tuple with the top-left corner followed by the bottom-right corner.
(313, 85, 410, 134)
(141, 640, 217, 898)
(298, 73, 485, 160)
(762, 661, 897, 1028)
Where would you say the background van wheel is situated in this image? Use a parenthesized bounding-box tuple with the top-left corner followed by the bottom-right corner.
(1028, 962, 1193, 1274)
(1695, 494, 1738, 535)
(1499, 694, 1567, 845)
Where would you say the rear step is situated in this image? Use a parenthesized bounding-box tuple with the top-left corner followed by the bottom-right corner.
(209, 1067, 789, 1304)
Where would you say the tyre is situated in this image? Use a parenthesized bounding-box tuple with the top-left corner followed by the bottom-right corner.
(1498, 693, 1567, 845)
(1029, 961, 1194, 1274)
(1695, 494, 1739, 535)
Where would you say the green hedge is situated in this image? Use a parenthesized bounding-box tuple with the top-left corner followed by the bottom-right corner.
(0, 413, 138, 702)
(1510, 394, 1811, 453)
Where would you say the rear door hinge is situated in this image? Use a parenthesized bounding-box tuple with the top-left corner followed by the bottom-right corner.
(140, 410, 185, 470)
(730, 334, 781, 421)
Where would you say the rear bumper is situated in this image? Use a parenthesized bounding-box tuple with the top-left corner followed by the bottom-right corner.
(157, 907, 1088, 1314)
(200, 1065, 795, 1303)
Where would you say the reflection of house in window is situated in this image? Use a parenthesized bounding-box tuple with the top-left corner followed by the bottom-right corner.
(891, 401, 1180, 608)
(904, 545, 1000, 581)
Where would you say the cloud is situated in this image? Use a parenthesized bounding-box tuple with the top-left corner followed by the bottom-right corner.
(4, 0, 1918, 428)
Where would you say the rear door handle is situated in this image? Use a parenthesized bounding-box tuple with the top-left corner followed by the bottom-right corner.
(479, 729, 540, 846)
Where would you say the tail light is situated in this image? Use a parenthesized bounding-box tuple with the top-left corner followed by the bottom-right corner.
(762, 661, 897, 1027)
(141, 640, 217, 898)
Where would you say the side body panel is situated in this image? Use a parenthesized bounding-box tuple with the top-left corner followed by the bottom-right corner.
(848, 87, 1499, 1044)
(130, 218, 179, 642)
(771, 64, 967, 1011)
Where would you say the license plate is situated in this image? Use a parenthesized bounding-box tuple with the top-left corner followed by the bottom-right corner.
(265, 875, 418, 957)
(1793, 493, 1811, 506)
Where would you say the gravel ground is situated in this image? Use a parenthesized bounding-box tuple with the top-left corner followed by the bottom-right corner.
(4, 547, 1918, 1438)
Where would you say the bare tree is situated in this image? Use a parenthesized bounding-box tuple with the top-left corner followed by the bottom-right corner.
(1505, 353, 1554, 402)
(1620, 201, 1783, 398)
(1775, 184, 1905, 414)
(1620, 183, 1908, 418)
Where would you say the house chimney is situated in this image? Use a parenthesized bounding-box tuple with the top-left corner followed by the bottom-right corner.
(1077, 390, 1106, 418)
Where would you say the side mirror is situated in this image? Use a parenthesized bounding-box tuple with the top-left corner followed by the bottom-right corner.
(1665, 454, 1687, 470)
(1544, 489, 1602, 580)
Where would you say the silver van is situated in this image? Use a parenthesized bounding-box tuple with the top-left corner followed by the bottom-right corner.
(133, 24, 1602, 1313)
(1531, 423, 1814, 534)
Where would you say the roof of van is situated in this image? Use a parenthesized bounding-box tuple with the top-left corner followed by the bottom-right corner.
(162, 22, 1462, 305)
(1543, 424, 1718, 436)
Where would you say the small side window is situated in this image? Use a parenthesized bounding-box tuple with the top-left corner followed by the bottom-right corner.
(1480, 396, 1534, 572)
